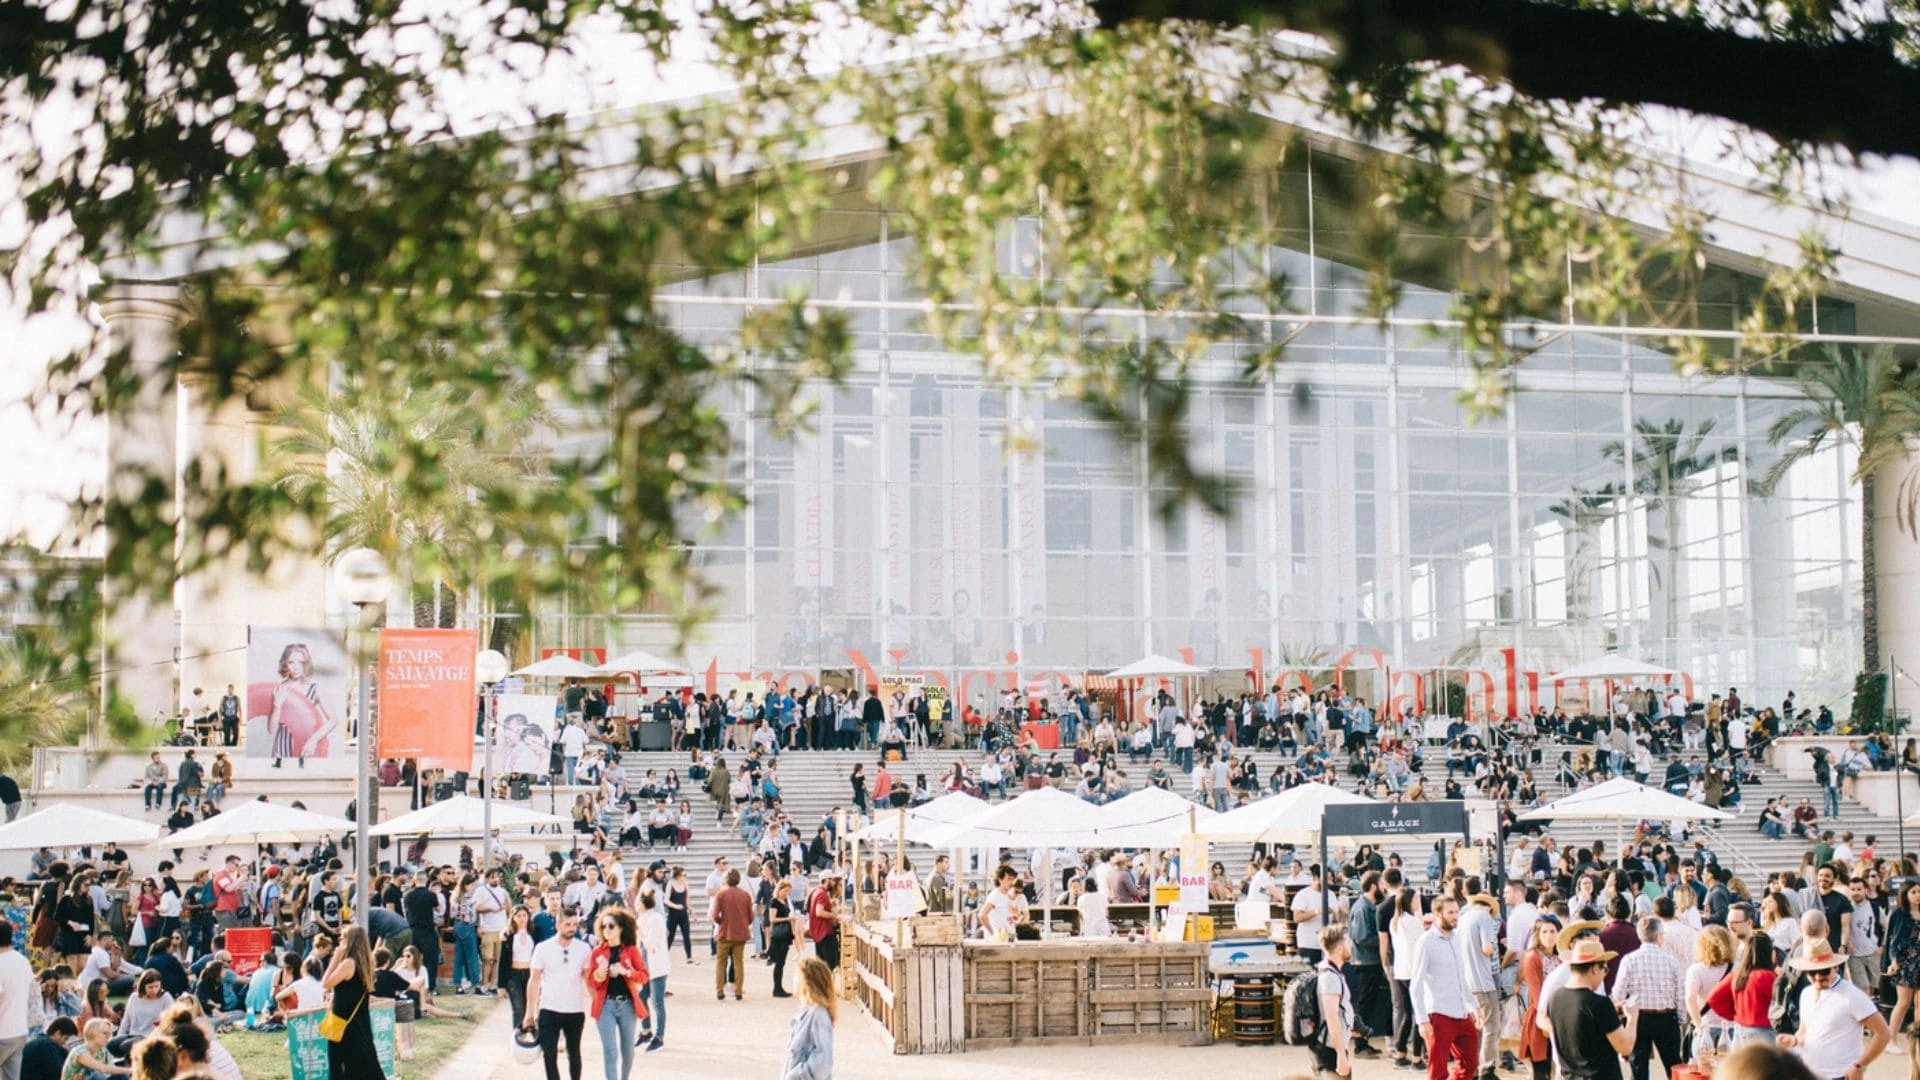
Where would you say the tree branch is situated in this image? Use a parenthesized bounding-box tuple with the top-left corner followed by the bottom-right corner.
(1091, 0, 1920, 161)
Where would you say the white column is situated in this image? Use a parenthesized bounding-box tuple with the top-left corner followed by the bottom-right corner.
(1874, 447, 1920, 678)
(97, 284, 184, 718)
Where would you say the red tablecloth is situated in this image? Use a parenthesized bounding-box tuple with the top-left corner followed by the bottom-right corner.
(1021, 722, 1061, 749)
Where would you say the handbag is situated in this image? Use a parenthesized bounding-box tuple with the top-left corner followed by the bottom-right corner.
(319, 994, 361, 1042)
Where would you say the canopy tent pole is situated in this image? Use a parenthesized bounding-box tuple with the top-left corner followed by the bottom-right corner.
(895, 805, 907, 944)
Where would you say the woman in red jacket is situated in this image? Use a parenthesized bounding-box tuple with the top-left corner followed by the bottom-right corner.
(1704, 934, 1778, 1047)
(588, 907, 650, 1080)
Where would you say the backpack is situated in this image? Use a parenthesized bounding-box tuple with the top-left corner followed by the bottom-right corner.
(1281, 969, 1324, 1046)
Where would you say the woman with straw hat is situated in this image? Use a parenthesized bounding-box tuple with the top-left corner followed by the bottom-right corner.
(1775, 940, 1891, 1080)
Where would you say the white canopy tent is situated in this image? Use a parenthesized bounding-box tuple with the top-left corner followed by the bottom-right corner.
(1096, 788, 1219, 849)
(1551, 655, 1681, 681)
(370, 794, 570, 837)
(1518, 777, 1733, 857)
(920, 787, 1115, 849)
(853, 793, 991, 845)
(0, 804, 162, 851)
(1195, 782, 1380, 845)
(159, 802, 355, 848)
(594, 649, 686, 676)
(1104, 655, 1210, 679)
(511, 655, 599, 679)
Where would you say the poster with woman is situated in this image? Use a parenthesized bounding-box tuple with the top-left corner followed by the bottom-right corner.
(244, 626, 351, 761)
(490, 693, 559, 780)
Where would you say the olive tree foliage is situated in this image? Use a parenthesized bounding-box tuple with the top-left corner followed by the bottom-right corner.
(3, 0, 1913, 685)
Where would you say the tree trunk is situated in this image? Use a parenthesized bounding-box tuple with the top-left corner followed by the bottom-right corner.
(437, 582, 458, 629)
(1863, 469, 1880, 676)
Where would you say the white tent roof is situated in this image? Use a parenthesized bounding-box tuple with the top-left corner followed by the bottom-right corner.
(853, 793, 992, 845)
(594, 649, 686, 675)
(1195, 782, 1379, 844)
(159, 802, 356, 848)
(1096, 788, 1219, 848)
(920, 787, 1115, 848)
(370, 795, 571, 837)
(0, 804, 163, 851)
(1105, 654, 1210, 679)
(1552, 655, 1680, 681)
(1517, 777, 1733, 822)
(512, 655, 599, 678)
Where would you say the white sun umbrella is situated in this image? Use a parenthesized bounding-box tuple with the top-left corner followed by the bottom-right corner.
(0, 803, 162, 851)
(1552, 655, 1680, 681)
(920, 787, 1115, 849)
(853, 792, 991, 846)
(1196, 782, 1380, 845)
(1097, 787, 1219, 849)
(160, 801, 355, 848)
(1518, 777, 1732, 859)
(1104, 654, 1210, 679)
(512, 655, 599, 679)
(594, 649, 686, 675)
(369, 794, 570, 837)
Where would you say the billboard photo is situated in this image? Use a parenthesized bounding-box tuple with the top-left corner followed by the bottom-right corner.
(245, 626, 351, 760)
(491, 692, 559, 779)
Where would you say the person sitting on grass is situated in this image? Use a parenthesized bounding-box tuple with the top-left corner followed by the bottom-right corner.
(371, 946, 420, 1060)
(66, 1017, 132, 1079)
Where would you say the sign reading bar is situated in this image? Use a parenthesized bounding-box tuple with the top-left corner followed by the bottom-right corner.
(1178, 833, 1210, 912)
(883, 871, 919, 919)
(1321, 800, 1469, 839)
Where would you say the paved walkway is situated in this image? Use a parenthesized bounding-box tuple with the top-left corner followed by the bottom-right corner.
(439, 949, 1917, 1079)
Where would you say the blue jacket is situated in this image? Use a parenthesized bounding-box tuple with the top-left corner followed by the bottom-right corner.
(782, 1002, 834, 1080)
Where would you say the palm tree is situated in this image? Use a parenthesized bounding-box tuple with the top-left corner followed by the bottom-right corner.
(1545, 484, 1618, 623)
(1603, 418, 1732, 652)
(0, 635, 87, 771)
(1760, 345, 1920, 674)
(268, 375, 552, 628)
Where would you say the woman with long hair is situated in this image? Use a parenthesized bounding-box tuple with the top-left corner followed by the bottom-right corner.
(1762, 891, 1802, 956)
(1705, 934, 1778, 1046)
(502, 905, 537, 1031)
(635, 890, 669, 1052)
(766, 877, 800, 996)
(665, 868, 693, 962)
(781, 956, 836, 1080)
(322, 924, 383, 1079)
(1884, 880, 1920, 1041)
(57, 871, 96, 976)
(1517, 916, 1559, 1080)
(849, 763, 869, 815)
(589, 906, 649, 1080)
(268, 641, 337, 766)
(1387, 887, 1425, 1068)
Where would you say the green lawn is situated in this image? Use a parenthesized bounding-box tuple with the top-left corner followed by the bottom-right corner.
(222, 1007, 485, 1080)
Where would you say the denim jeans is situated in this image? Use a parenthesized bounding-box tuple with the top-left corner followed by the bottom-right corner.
(595, 995, 638, 1080)
(452, 922, 481, 989)
(1823, 784, 1841, 817)
(641, 975, 666, 1042)
(143, 783, 167, 809)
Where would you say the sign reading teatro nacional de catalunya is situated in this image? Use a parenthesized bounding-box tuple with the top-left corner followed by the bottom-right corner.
(1321, 800, 1469, 839)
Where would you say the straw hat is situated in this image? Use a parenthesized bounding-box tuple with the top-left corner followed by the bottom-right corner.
(1556, 919, 1602, 953)
(1791, 940, 1850, 972)
(1560, 938, 1619, 965)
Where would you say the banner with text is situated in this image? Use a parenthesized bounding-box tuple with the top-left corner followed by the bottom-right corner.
(377, 629, 479, 768)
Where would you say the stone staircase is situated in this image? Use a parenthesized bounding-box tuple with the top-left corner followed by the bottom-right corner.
(615, 736, 1905, 908)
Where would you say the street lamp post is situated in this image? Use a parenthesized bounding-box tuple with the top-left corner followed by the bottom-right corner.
(475, 649, 510, 871)
(336, 547, 393, 931)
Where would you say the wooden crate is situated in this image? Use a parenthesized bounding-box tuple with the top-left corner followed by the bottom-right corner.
(1087, 947, 1212, 1043)
(909, 915, 962, 946)
(964, 943, 1091, 1045)
(850, 923, 965, 1054)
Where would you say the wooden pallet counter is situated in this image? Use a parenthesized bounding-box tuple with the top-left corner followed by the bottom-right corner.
(851, 925, 1213, 1053)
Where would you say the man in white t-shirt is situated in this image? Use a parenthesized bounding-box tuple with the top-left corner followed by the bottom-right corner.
(560, 721, 589, 785)
(1781, 940, 1890, 1080)
(1292, 864, 1327, 961)
(522, 908, 591, 1078)
(472, 868, 511, 995)
(78, 935, 138, 996)
(0, 922, 32, 1076)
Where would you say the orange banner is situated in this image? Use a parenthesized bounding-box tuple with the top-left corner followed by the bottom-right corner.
(377, 629, 479, 768)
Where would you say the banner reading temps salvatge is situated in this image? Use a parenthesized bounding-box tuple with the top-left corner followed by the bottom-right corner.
(376, 628, 479, 768)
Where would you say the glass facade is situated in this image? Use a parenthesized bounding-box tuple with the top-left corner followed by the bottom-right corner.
(532, 147, 1882, 717)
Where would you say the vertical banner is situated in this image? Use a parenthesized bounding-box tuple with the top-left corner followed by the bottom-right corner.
(376, 628, 479, 768)
(286, 1002, 395, 1080)
(245, 626, 351, 760)
(1178, 833, 1210, 912)
(491, 692, 559, 779)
